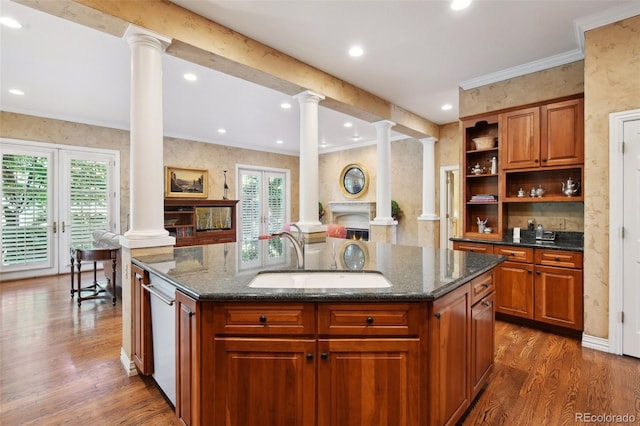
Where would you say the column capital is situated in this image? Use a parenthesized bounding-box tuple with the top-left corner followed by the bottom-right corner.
(419, 136, 438, 146)
(123, 24, 172, 51)
(294, 90, 325, 104)
(373, 120, 396, 129)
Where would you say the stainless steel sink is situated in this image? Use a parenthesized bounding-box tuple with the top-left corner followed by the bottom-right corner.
(248, 271, 392, 289)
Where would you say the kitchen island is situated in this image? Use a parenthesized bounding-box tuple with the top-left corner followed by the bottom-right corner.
(132, 238, 505, 426)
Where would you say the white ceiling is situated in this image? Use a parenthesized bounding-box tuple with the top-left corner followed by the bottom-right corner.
(1, 0, 638, 155)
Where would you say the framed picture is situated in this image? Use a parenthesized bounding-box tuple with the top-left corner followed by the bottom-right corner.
(165, 167, 208, 198)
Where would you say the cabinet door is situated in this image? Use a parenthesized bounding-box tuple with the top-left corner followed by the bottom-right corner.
(175, 291, 200, 426)
(500, 107, 541, 170)
(214, 337, 316, 426)
(131, 264, 153, 375)
(317, 338, 420, 426)
(540, 98, 584, 167)
(495, 261, 534, 319)
(534, 265, 583, 330)
(429, 285, 470, 426)
(471, 293, 494, 399)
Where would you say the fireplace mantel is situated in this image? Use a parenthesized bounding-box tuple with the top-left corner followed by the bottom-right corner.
(328, 201, 376, 231)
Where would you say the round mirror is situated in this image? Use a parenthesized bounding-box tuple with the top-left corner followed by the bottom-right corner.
(340, 163, 369, 198)
(340, 241, 368, 271)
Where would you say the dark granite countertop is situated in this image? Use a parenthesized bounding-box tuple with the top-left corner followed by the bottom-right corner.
(451, 230, 583, 252)
(132, 238, 506, 302)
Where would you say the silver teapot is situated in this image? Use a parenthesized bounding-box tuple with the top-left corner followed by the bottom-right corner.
(561, 177, 580, 197)
(470, 163, 485, 175)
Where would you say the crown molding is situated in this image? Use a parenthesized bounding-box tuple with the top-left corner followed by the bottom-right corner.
(461, 2, 640, 91)
(459, 49, 584, 90)
(574, 2, 640, 52)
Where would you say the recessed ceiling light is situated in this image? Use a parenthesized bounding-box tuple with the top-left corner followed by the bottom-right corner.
(352, 135, 361, 141)
(348, 46, 364, 57)
(280, 102, 291, 109)
(217, 128, 226, 134)
(276, 140, 284, 144)
(183, 73, 197, 81)
(0, 17, 22, 29)
(450, 0, 471, 11)
(320, 143, 328, 148)
(344, 122, 353, 128)
(9, 89, 24, 96)
(441, 103, 453, 111)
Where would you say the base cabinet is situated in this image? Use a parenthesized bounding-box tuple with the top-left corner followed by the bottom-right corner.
(534, 265, 583, 329)
(317, 338, 421, 426)
(167, 280, 496, 426)
(214, 338, 316, 426)
(132, 264, 152, 375)
(495, 260, 534, 319)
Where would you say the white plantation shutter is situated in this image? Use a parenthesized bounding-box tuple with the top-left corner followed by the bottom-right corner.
(266, 173, 285, 235)
(69, 159, 109, 245)
(1, 151, 52, 266)
(240, 170, 261, 241)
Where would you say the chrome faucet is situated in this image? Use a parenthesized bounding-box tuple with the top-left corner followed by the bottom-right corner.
(272, 224, 305, 269)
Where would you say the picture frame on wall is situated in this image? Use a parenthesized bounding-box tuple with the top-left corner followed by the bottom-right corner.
(165, 166, 208, 198)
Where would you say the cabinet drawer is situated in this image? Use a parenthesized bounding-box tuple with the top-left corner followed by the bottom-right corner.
(453, 242, 493, 254)
(318, 303, 420, 336)
(494, 245, 533, 263)
(535, 249, 582, 269)
(470, 270, 494, 305)
(213, 303, 315, 335)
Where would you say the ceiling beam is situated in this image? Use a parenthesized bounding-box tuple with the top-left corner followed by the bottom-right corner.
(19, 0, 439, 139)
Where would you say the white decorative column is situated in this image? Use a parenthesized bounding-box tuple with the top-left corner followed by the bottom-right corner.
(294, 90, 326, 242)
(370, 120, 397, 244)
(418, 137, 440, 247)
(119, 25, 174, 377)
(123, 25, 174, 247)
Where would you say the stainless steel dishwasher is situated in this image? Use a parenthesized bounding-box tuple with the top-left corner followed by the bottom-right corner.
(144, 272, 177, 406)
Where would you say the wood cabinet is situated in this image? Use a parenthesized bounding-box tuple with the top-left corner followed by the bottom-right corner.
(165, 283, 497, 426)
(131, 263, 153, 375)
(495, 246, 583, 330)
(501, 98, 583, 170)
(214, 337, 316, 426)
(534, 250, 583, 330)
(462, 114, 504, 240)
(428, 284, 471, 426)
(471, 292, 494, 399)
(164, 199, 238, 247)
(175, 291, 201, 426)
(461, 95, 584, 239)
(452, 241, 493, 254)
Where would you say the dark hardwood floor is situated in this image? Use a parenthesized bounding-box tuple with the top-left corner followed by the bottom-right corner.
(1, 275, 638, 425)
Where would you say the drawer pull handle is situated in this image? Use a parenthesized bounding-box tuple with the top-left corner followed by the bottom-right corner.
(528, 270, 532, 274)
(435, 312, 441, 319)
(188, 311, 195, 318)
(469, 249, 475, 252)
(510, 252, 515, 256)
(482, 283, 490, 288)
(366, 317, 374, 324)
(259, 315, 267, 323)
(483, 301, 491, 307)
(306, 353, 313, 361)
(321, 352, 328, 360)
(536, 271, 541, 275)
(554, 256, 560, 261)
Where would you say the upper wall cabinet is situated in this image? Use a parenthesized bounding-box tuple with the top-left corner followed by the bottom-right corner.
(500, 98, 584, 170)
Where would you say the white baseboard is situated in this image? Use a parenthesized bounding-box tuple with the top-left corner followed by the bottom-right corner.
(581, 334, 610, 353)
(120, 347, 139, 377)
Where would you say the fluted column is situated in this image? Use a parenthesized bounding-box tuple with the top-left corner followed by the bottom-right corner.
(123, 25, 174, 247)
(418, 137, 440, 247)
(294, 90, 325, 237)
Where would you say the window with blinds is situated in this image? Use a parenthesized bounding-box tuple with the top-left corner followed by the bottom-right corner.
(69, 159, 109, 245)
(1, 153, 50, 266)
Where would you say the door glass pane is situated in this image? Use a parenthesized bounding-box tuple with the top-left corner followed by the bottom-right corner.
(267, 174, 285, 235)
(1, 153, 51, 267)
(240, 171, 261, 242)
(69, 158, 109, 245)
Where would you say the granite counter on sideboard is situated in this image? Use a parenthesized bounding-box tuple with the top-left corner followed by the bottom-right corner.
(131, 238, 506, 426)
(451, 230, 584, 252)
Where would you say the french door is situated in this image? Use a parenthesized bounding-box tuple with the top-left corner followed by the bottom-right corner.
(0, 140, 119, 280)
(237, 166, 290, 270)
